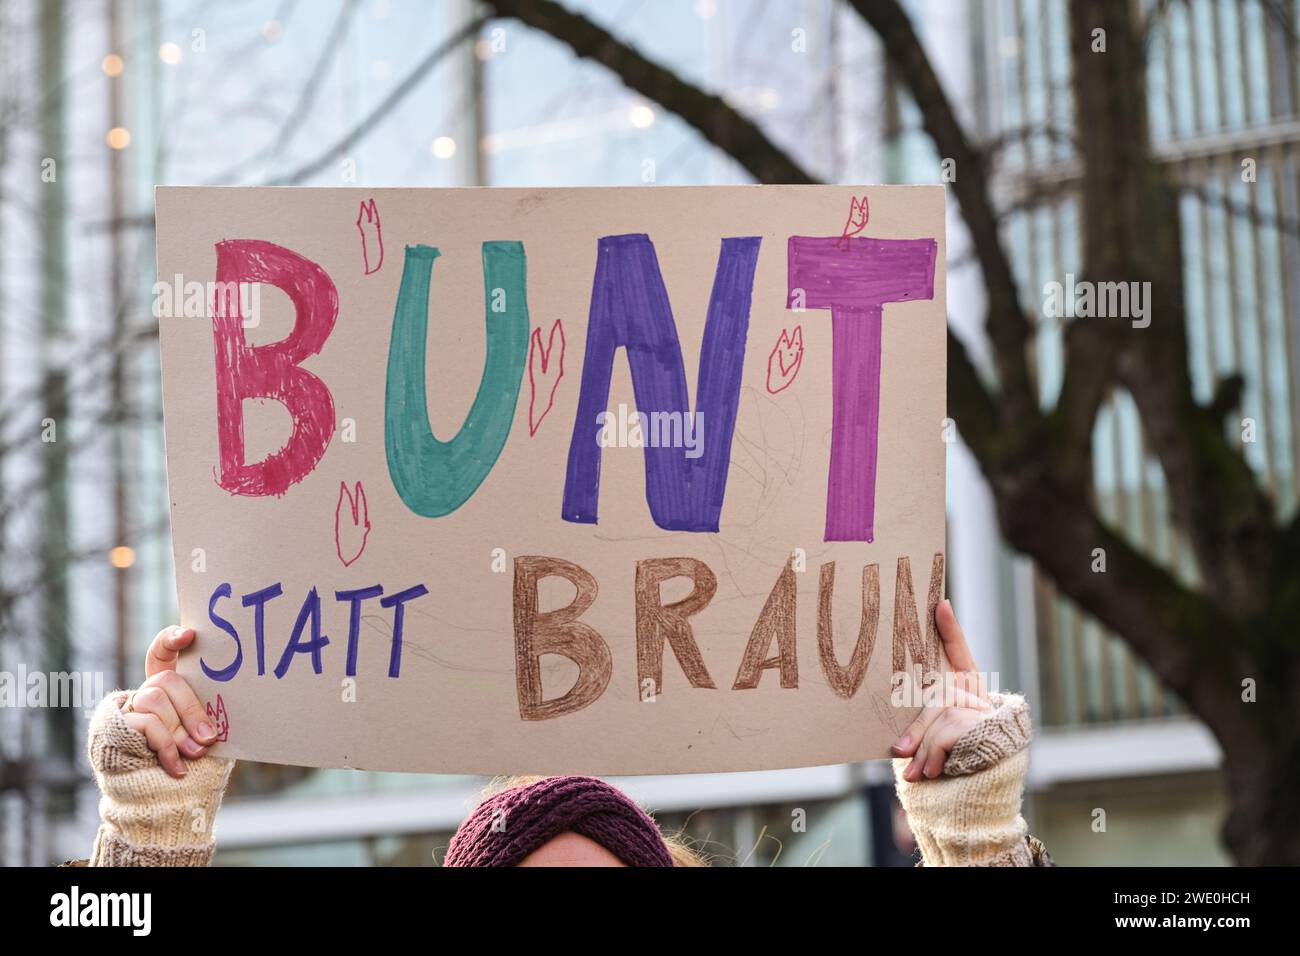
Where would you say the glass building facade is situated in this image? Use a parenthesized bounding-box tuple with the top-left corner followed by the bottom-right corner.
(976, 0, 1300, 730)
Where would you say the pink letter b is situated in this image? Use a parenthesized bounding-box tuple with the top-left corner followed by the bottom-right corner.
(213, 239, 337, 496)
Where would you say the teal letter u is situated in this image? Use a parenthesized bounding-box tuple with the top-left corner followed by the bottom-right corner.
(384, 242, 529, 516)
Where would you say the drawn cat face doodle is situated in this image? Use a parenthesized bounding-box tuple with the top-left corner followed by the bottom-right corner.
(766, 325, 804, 394)
(205, 694, 230, 742)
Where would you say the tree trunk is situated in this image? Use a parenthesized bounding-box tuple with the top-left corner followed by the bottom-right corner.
(1222, 734, 1300, 865)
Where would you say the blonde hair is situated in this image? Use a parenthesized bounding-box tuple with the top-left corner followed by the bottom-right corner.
(483, 775, 709, 867)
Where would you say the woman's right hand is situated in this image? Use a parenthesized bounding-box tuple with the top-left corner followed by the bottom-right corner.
(890, 600, 993, 781)
(121, 626, 220, 778)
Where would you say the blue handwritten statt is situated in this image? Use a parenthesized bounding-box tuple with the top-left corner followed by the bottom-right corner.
(155, 185, 947, 774)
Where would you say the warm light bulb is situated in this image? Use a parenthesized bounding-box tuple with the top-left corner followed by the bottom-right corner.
(629, 105, 656, 129)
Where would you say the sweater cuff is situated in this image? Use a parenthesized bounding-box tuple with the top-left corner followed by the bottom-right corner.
(88, 691, 157, 773)
(893, 749, 1030, 865)
(943, 692, 1032, 776)
(91, 829, 217, 868)
(892, 691, 1036, 867)
(87, 690, 234, 867)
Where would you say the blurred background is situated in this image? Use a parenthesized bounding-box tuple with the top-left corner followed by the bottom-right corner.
(2, 0, 1296, 866)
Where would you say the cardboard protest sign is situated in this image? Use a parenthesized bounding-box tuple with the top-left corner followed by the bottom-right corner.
(154, 185, 947, 774)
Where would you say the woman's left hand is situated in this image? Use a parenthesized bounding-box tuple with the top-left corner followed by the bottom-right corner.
(890, 600, 992, 782)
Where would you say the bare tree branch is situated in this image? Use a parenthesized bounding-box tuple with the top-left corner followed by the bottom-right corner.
(485, 0, 814, 185)
(270, 14, 488, 186)
(207, 0, 361, 185)
(845, 0, 1041, 450)
(1070, 0, 1276, 621)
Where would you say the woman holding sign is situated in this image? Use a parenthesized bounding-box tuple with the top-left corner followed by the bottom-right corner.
(71, 599, 1050, 867)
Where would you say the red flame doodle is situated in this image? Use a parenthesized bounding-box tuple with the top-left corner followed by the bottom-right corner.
(205, 694, 230, 743)
(527, 319, 566, 436)
(766, 325, 804, 394)
(357, 198, 384, 275)
(835, 195, 870, 250)
(335, 480, 371, 566)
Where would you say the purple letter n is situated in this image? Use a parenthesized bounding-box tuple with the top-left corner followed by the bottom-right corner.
(788, 235, 937, 542)
(563, 234, 761, 531)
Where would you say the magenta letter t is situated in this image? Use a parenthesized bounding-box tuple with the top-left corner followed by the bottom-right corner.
(787, 235, 937, 542)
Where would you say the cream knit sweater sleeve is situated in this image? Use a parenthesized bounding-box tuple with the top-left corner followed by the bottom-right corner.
(893, 692, 1050, 867)
(86, 691, 234, 867)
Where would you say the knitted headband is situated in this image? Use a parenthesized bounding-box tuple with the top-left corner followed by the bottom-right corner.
(443, 775, 675, 867)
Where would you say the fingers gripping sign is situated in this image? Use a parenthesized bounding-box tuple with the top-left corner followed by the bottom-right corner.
(144, 624, 190, 677)
(126, 626, 222, 778)
(890, 600, 992, 782)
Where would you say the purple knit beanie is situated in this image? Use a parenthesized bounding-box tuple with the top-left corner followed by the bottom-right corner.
(443, 776, 675, 867)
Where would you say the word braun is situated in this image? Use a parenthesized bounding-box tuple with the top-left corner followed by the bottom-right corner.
(512, 552, 946, 720)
